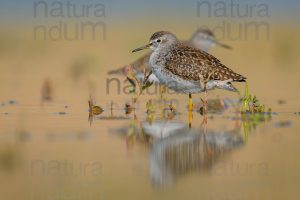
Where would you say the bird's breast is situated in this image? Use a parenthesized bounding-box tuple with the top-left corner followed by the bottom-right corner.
(150, 48, 171, 66)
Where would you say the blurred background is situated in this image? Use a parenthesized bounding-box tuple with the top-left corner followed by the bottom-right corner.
(0, 0, 300, 105)
(0, 0, 300, 200)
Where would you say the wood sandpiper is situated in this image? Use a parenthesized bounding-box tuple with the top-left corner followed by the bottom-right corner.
(108, 28, 232, 84)
(132, 31, 246, 112)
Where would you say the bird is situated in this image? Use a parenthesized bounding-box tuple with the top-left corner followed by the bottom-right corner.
(132, 31, 246, 112)
(108, 28, 232, 84)
(189, 28, 232, 52)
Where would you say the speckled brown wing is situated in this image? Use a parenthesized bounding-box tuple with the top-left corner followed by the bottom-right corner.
(164, 44, 246, 82)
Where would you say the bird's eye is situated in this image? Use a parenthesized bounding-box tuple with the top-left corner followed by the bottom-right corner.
(157, 39, 161, 43)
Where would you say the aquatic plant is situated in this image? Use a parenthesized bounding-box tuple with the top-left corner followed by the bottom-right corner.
(125, 65, 153, 102)
(41, 79, 53, 103)
(146, 99, 155, 114)
(168, 102, 176, 113)
(125, 103, 133, 115)
(241, 82, 271, 114)
(88, 96, 103, 115)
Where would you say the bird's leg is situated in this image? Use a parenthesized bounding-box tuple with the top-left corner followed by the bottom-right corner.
(188, 109, 193, 129)
(203, 89, 208, 115)
(199, 74, 208, 115)
(199, 69, 216, 115)
(188, 93, 193, 128)
(188, 93, 193, 111)
(201, 113, 208, 132)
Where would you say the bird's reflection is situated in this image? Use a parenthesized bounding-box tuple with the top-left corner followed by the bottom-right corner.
(107, 99, 272, 188)
(150, 127, 243, 187)
(142, 121, 187, 139)
(110, 110, 244, 187)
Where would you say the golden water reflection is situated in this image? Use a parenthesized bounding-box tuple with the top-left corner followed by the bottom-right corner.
(109, 106, 271, 187)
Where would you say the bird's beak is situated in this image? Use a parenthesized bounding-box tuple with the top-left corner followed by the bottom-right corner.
(215, 40, 232, 50)
(132, 43, 152, 53)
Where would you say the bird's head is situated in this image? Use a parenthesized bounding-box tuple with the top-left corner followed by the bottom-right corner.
(132, 31, 178, 53)
(190, 28, 232, 51)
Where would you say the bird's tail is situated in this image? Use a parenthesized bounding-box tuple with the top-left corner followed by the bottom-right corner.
(232, 74, 246, 82)
(217, 82, 238, 92)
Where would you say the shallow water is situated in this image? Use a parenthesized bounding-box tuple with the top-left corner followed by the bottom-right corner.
(1, 97, 300, 200)
(1, 24, 300, 200)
